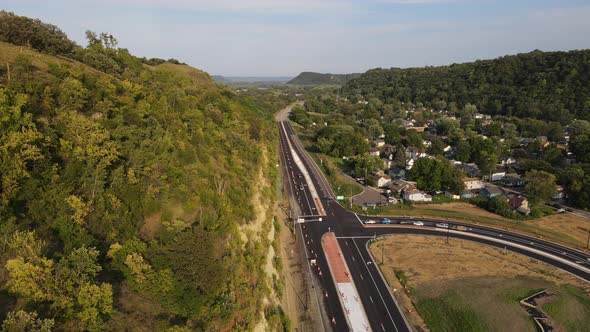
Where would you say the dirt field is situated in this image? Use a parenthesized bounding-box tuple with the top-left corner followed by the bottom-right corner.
(369, 235, 590, 332)
(387, 202, 590, 250)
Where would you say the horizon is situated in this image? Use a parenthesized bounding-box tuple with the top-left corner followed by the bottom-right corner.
(2, 1, 590, 76)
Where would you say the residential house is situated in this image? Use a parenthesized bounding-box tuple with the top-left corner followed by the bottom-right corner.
(444, 191, 460, 200)
(369, 147, 380, 157)
(480, 185, 503, 198)
(389, 179, 417, 196)
(553, 185, 565, 200)
(382, 159, 394, 170)
(403, 189, 433, 202)
(502, 174, 524, 187)
(463, 177, 484, 190)
(485, 168, 506, 182)
(461, 190, 477, 199)
(405, 146, 427, 160)
(375, 139, 386, 148)
(455, 162, 481, 177)
(500, 157, 516, 166)
(507, 194, 530, 215)
(388, 166, 406, 180)
(372, 175, 392, 188)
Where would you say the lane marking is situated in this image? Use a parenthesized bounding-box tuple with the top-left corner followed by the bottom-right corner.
(352, 239, 400, 332)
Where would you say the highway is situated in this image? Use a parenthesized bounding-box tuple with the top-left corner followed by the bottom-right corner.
(277, 118, 590, 332)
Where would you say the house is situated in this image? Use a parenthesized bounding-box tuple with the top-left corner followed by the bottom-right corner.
(502, 174, 524, 187)
(389, 179, 417, 195)
(405, 146, 427, 160)
(500, 157, 516, 166)
(455, 162, 481, 177)
(369, 147, 380, 157)
(372, 175, 392, 188)
(463, 177, 484, 190)
(375, 139, 386, 148)
(403, 189, 432, 202)
(480, 185, 503, 198)
(382, 159, 394, 170)
(553, 185, 565, 200)
(444, 191, 460, 200)
(507, 195, 530, 215)
(485, 169, 506, 182)
(388, 166, 406, 180)
(461, 190, 477, 199)
(406, 126, 426, 132)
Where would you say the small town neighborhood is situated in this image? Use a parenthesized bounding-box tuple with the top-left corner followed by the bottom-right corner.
(340, 110, 570, 216)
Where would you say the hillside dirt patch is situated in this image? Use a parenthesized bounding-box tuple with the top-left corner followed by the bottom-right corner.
(370, 235, 590, 332)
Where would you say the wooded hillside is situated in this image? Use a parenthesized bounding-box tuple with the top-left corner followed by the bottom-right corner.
(0, 11, 287, 331)
(342, 50, 590, 121)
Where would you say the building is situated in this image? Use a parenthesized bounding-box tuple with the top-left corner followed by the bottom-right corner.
(444, 191, 460, 200)
(508, 195, 530, 215)
(389, 179, 417, 195)
(372, 175, 392, 188)
(405, 146, 427, 160)
(388, 166, 406, 180)
(403, 189, 432, 202)
(502, 174, 524, 187)
(369, 147, 380, 157)
(463, 177, 484, 190)
(480, 185, 503, 198)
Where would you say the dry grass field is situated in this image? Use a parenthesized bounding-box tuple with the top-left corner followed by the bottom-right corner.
(370, 235, 590, 332)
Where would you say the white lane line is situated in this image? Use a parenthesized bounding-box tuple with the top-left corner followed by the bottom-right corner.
(354, 213, 364, 226)
(473, 229, 589, 262)
(297, 223, 326, 332)
(370, 296, 374, 303)
(381, 323, 386, 331)
(352, 239, 399, 332)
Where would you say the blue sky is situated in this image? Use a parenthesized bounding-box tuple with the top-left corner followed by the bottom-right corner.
(3, 0, 590, 76)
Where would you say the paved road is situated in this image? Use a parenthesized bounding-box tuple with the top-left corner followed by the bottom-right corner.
(278, 120, 590, 332)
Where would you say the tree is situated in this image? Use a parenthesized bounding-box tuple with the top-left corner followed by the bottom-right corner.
(383, 124, 401, 145)
(455, 140, 471, 162)
(524, 170, 556, 206)
(352, 154, 381, 178)
(1, 310, 54, 332)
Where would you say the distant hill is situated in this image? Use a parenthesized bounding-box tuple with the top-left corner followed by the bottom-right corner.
(212, 75, 292, 84)
(342, 49, 590, 121)
(287, 72, 361, 85)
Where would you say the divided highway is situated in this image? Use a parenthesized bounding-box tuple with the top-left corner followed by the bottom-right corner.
(277, 119, 590, 332)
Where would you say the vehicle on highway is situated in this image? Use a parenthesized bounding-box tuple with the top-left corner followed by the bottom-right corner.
(435, 222, 449, 229)
(412, 221, 424, 226)
(381, 218, 392, 224)
(364, 219, 377, 224)
(400, 220, 412, 224)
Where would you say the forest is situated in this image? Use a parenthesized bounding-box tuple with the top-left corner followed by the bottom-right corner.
(0, 11, 288, 331)
(342, 49, 590, 122)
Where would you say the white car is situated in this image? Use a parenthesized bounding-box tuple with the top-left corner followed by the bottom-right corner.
(412, 221, 424, 226)
(364, 220, 377, 224)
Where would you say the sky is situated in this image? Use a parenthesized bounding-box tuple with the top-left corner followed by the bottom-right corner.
(3, 0, 590, 76)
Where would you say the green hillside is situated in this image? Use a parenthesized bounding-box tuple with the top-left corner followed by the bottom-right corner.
(342, 49, 590, 121)
(287, 71, 360, 85)
(0, 11, 286, 331)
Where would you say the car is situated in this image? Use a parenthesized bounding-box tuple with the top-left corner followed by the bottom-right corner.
(381, 218, 392, 224)
(364, 219, 377, 224)
(557, 208, 566, 213)
(412, 221, 424, 226)
(400, 220, 412, 225)
(435, 223, 449, 229)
